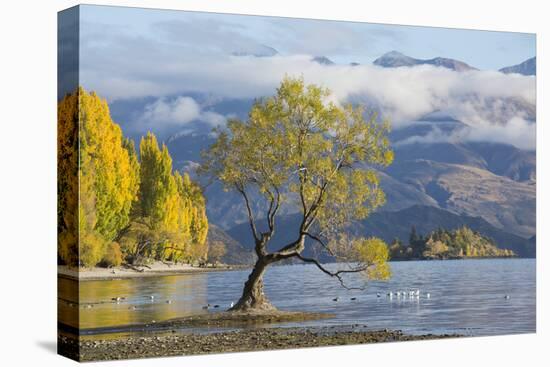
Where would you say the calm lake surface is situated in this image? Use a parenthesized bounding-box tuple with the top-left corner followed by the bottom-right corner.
(59, 259, 535, 337)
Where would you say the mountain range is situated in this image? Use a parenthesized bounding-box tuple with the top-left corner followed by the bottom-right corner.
(166, 112, 535, 234)
(499, 57, 536, 75)
(207, 224, 255, 265)
(228, 48, 536, 74)
(372, 51, 536, 75)
(373, 51, 477, 72)
(107, 49, 536, 262)
(226, 205, 535, 261)
(231, 44, 279, 58)
(311, 56, 336, 65)
(302, 50, 535, 75)
(163, 111, 536, 263)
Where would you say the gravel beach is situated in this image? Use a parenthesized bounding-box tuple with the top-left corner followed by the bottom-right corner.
(59, 326, 460, 361)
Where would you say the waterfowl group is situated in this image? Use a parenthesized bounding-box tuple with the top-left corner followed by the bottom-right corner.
(112, 295, 165, 304)
(200, 302, 229, 310)
(385, 289, 427, 300)
(109, 297, 249, 310)
(328, 289, 429, 304)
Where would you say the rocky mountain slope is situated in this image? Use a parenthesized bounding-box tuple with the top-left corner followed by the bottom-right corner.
(207, 224, 255, 265)
(500, 57, 536, 76)
(373, 51, 477, 71)
(226, 205, 535, 260)
(106, 50, 537, 257)
(163, 110, 536, 242)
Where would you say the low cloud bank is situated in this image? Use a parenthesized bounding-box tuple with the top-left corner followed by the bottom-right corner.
(81, 35, 536, 149)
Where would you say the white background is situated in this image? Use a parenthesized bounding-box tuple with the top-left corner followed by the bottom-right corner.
(0, 0, 547, 366)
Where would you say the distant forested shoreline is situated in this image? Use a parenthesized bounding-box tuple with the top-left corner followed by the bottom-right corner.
(388, 226, 515, 261)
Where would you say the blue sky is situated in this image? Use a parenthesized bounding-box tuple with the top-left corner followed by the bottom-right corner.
(80, 4, 535, 70)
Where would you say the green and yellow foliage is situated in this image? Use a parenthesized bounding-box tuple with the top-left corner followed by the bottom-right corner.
(132, 133, 208, 263)
(328, 234, 391, 280)
(391, 226, 515, 260)
(101, 242, 123, 267)
(354, 237, 392, 280)
(201, 77, 394, 292)
(427, 226, 515, 258)
(78, 89, 140, 242)
(57, 88, 143, 266)
(58, 88, 208, 267)
(208, 240, 227, 263)
(58, 90, 80, 265)
(201, 77, 393, 234)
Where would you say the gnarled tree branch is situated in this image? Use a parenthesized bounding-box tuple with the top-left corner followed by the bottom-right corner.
(295, 253, 370, 290)
(304, 232, 336, 257)
(235, 183, 260, 244)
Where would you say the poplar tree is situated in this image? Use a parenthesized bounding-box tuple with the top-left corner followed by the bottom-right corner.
(58, 89, 209, 267)
(131, 133, 208, 262)
(58, 88, 140, 267)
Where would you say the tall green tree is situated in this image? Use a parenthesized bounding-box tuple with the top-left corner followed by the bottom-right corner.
(122, 132, 208, 263)
(138, 132, 176, 228)
(200, 77, 394, 311)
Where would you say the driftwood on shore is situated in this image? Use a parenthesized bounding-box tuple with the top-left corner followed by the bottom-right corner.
(122, 263, 145, 272)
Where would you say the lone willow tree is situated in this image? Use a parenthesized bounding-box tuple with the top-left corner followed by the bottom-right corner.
(200, 77, 394, 312)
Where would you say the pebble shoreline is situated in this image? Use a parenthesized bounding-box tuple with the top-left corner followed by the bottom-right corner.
(59, 326, 460, 361)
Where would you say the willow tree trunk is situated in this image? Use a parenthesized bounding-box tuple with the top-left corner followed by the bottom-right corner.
(230, 257, 276, 311)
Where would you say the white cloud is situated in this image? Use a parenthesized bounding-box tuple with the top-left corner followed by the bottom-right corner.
(138, 96, 226, 130)
(80, 30, 536, 149)
(394, 117, 536, 150)
(201, 111, 227, 126)
(394, 125, 464, 146)
(462, 116, 536, 150)
(142, 96, 200, 124)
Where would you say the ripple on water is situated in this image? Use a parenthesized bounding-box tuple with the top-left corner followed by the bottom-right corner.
(58, 259, 535, 337)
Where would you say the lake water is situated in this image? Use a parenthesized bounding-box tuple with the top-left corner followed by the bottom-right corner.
(58, 259, 536, 337)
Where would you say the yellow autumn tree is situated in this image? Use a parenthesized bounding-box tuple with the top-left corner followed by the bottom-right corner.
(119, 132, 208, 264)
(59, 88, 207, 267)
(58, 88, 140, 267)
(58, 90, 79, 266)
(176, 172, 209, 261)
(200, 77, 393, 311)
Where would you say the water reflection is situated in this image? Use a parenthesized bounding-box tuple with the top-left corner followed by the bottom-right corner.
(59, 274, 208, 329)
(58, 259, 536, 337)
